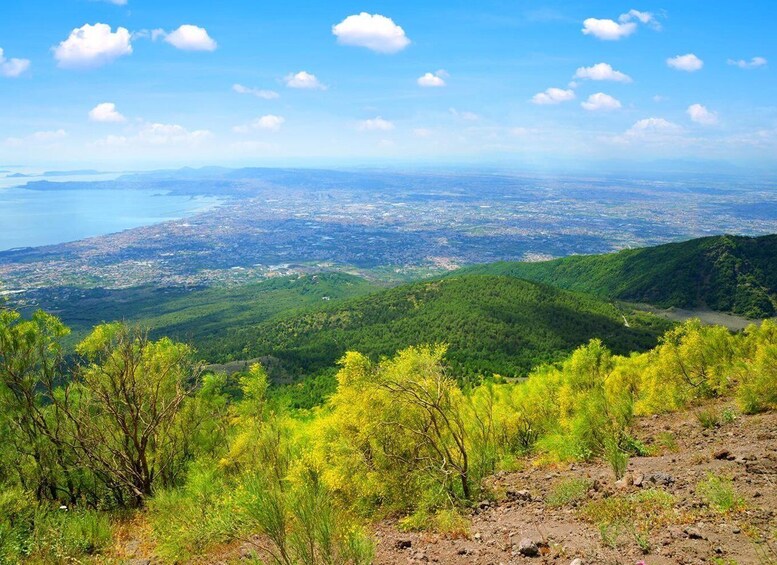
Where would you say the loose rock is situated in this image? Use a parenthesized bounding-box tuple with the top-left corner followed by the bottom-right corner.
(517, 538, 539, 557)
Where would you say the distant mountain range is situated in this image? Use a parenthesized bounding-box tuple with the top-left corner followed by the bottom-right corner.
(460, 234, 777, 318)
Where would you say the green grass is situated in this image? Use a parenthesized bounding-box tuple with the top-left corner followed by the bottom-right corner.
(546, 478, 592, 507)
(581, 489, 679, 551)
(697, 473, 746, 513)
(696, 408, 721, 429)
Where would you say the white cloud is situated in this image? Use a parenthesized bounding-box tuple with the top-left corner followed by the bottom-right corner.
(284, 71, 326, 90)
(531, 87, 575, 105)
(162, 25, 217, 51)
(233, 115, 285, 133)
(619, 9, 660, 29)
(54, 23, 132, 69)
(582, 9, 660, 40)
(0, 48, 31, 78)
(617, 117, 682, 143)
(5, 129, 68, 147)
(582, 18, 637, 40)
(98, 122, 211, 147)
(449, 108, 480, 121)
(728, 56, 767, 69)
(574, 62, 632, 83)
(581, 93, 622, 111)
(138, 123, 210, 145)
(358, 117, 395, 131)
(687, 103, 718, 125)
(98, 0, 127, 4)
(417, 70, 447, 87)
(233, 84, 280, 99)
(89, 102, 126, 123)
(667, 53, 703, 72)
(332, 12, 410, 53)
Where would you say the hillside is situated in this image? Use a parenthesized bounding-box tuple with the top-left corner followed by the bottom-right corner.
(25, 272, 379, 344)
(206, 274, 671, 382)
(460, 234, 777, 318)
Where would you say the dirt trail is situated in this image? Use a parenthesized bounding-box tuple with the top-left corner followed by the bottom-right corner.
(374, 402, 777, 565)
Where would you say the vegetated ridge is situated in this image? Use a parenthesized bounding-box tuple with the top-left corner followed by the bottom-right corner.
(206, 274, 671, 384)
(460, 234, 777, 318)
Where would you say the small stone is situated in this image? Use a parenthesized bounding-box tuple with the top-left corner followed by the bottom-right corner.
(395, 539, 412, 550)
(645, 472, 675, 486)
(685, 527, 705, 540)
(733, 527, 741, 534)
(518, 538, 539, 557)
(713, 449, 731, 460)
(506, 489, 531, 502)
(474, 532, 482, 540)
(633, 473, 644, 487)
(570, 559, 584, 565)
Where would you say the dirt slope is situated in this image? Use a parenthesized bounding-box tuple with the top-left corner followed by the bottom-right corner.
(374, 403, 776, 565)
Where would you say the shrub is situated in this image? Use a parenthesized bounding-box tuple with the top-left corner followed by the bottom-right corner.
(737, 342, 777, 414)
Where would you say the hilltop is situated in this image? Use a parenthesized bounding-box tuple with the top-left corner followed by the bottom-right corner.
(461, 234, 777, 319)
(209, 274, 670, 385)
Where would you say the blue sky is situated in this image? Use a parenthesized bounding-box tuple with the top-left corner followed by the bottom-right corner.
(1, 0, 775, 171)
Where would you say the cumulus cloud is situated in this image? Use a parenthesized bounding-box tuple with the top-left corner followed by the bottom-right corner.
(687, 103, 718, 125)
(53, 23, 132, 69)
(574, 63, 632, 83)
(332, 13, 410, 53)
(161, 25, 217, 51)
(667, 53, 703, 72)
(614, 117, 682, 143)
(619, 9, 660, 29)
(417, 70, 447, 87)
(233, 84, 280, 99)
(582, 8, 659, 40)
(728, 56, 767, 69)
(89, 102, 126, 123)
(581, 93, 622, 111)
(284, 71, 326, 90)
(357, 117, 395, 131)
(233, 115, 285, 133)
(98, 122, 210, 147)
(582, 18, 637, 40)
(531, 87, 575, 105)
(5, 129, 68, 147)
(0, 48, 31, 78)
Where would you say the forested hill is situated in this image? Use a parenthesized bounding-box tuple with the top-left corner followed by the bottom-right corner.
(459, 234, 777, 318)
(203, 274, 671, 383)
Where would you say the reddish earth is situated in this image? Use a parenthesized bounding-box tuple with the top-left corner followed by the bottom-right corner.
(373, 402, 776, 565)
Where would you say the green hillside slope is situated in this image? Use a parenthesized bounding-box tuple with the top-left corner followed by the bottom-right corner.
(206, 275, 671, 382)
(26, 272, 379, 344)
(460, 235, 777, 318)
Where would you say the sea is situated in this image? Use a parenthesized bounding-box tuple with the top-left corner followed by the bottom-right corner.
(0, 171, 222, 251)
